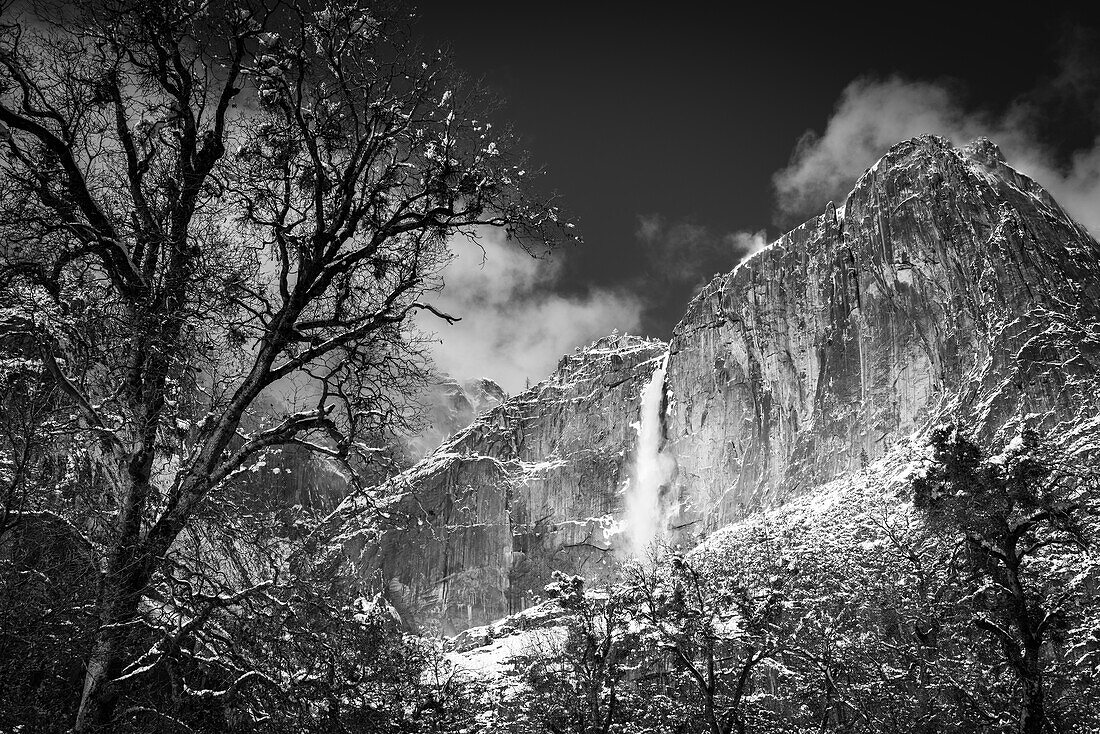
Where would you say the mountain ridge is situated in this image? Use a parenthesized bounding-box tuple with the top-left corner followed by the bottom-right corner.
(666, 133, 1100, 526)
(339, 134, 1100, 633)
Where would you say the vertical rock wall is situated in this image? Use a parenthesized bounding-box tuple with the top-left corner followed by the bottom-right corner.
(341, 136, 1100, 632)
(664, 135, 1100, 530)
(343, 335, 666, 632)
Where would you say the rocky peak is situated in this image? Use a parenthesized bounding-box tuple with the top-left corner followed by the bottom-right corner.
(666, 134, 1100, 529)
(963, 135, 1007, 166)
(341, 135, 1100, 633)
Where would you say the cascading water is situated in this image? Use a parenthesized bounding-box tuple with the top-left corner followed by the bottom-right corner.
(623, 352, 674, 557)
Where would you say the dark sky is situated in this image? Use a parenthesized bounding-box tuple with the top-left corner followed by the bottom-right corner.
(417, 5, 1100, 340)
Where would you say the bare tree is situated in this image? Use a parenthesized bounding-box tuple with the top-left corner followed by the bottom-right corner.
(626, 536, 797, 734)
(517, 573, 633, 734)
(0, 0, 568, 728)
(0, 324, 60, 537)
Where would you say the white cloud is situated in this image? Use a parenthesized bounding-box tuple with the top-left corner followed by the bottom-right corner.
(419, 231, 643, 394)
(773, 75, 1100, 238)
(729, 229, 769, 261)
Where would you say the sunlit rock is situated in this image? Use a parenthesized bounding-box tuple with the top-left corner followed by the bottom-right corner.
(667, 134, 1100, 530)
(341, 135, 1100, 633)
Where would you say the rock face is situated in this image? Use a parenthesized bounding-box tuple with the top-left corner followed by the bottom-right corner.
(665, 135, 1100, 530)
(402, 377, 508, 461)
(342, 136, 1100, 632)
(343, 335, 666, 633)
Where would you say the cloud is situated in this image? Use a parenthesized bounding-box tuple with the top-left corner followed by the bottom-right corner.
(728, 229, 769, 261)
(773, 68, 1100, 238)
(419, 231, 643, 393)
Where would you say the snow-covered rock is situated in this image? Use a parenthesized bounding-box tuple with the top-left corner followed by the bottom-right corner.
(666, 134, 1100, 528)
(402, 376, 508, 461)
(341, 334, 666, 633)
(340, 135, 1100, 633)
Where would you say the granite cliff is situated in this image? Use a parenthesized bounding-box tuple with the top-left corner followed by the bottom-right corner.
(403, 376, 508, 462)
(342, 335, 666, 632)
(666, 135, 1100, 529)
(340, 135, 1100, 632)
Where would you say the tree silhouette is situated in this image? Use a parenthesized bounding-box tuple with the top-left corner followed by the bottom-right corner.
(912, 425, 1091, 734)
(0, 0, 570, 728)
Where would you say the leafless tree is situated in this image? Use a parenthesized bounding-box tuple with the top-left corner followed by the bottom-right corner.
(0, 0, 569, 728)
(626, 538, 797, 734)
(519, 573, 633, 734)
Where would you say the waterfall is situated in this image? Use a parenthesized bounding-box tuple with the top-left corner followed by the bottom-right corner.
(623, 352, 673, 557)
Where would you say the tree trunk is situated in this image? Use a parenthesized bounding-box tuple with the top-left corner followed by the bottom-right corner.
(1003, 541, 1045, 734)
(73, 631, 124, 732)
(73, 539, 149, 731)
(702, 689, 722, 734)
(1019, 673, 1044, 734)
(1018, 643, 1044, 734)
